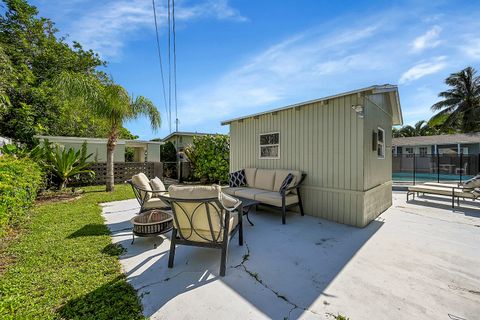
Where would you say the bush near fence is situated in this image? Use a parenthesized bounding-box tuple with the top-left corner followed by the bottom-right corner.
(0, 155, 43, 236)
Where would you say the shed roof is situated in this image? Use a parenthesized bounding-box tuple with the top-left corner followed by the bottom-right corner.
(392, 133, 480, 146)
(221, 84, 403, 125)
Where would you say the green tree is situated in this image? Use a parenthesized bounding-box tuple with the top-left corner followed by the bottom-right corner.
(184, 135, 229, 183)
(55, 72, 161, 192)
(160, 141, 177, 162)
(0, 0, 137, 142)
(430, 66, 480, 132)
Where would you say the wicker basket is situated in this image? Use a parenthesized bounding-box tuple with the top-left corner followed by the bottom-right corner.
(130, 209, 173, 237)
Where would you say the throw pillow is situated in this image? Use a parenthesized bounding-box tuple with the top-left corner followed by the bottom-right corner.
(150, 177, 166, 197)
(279, 173, 294, 194)
(229, 169, 247, 187)
(462, 175, 480, 190)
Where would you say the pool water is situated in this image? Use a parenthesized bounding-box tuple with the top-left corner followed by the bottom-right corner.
(392, 172, 474, 183)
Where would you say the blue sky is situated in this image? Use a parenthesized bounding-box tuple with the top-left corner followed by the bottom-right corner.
(29, 0, 480, 140)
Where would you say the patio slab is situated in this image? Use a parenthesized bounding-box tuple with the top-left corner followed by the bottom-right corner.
(101, 192, 480, 320)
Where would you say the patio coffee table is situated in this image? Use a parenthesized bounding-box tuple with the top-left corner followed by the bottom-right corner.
(235, 197, 259, 226)
(130, 209, 173, 244)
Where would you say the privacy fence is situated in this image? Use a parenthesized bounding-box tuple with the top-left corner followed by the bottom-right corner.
(87, 162, 163, 185)
(392, 154, 480, 184)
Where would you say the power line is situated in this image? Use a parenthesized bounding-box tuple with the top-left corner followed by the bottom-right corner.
(151, 0, 169, 132)
(172, 0, 178, 132)
(167, 0, 172, 133)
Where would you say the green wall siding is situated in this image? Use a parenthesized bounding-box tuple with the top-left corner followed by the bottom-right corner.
(228, 92, 394, 227)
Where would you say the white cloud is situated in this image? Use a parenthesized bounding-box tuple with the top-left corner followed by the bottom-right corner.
(462, 39, 480, 59)
(411, 26, 442, 52)
(399, 56, 447, 84)
(176, 24, 388, 126)
(67, 0, 246, 58)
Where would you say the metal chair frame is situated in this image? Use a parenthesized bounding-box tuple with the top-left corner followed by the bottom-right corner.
(159, 194, 243, 276)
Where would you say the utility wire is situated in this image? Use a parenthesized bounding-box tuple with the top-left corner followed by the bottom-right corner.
(172, 0, 178, 132)
(167, 0, 172, 133)
(151, 0, 169, 131)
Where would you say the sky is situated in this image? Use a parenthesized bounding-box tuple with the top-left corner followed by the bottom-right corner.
(27, 0, 480, 140)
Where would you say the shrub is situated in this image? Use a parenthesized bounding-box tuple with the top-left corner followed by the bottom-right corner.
(185, 135, 229, 183)
(0, 155, 43, 236)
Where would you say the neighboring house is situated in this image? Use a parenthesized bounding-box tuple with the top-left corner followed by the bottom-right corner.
(392, 133, 480, 155)
(34, 135, 164, 162)
(222, 84, 403, 228)
(160, 131, 218, 151)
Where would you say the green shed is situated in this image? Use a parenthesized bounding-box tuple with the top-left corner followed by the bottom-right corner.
(221, 85, 403, 227)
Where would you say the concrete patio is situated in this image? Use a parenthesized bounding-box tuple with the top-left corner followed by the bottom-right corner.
(101, 191, 480, 320)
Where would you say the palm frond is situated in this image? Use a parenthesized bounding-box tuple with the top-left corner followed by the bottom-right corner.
(131, 96, 161, 131)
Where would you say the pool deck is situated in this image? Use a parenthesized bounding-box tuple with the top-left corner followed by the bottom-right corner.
(101, 191, 480, 320)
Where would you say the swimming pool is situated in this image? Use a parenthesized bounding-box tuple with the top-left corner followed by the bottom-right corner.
(392, 172, 474, 183)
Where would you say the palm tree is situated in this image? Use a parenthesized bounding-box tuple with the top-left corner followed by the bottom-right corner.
(430, 67, 480, 132)
(54, 72, 161, 192)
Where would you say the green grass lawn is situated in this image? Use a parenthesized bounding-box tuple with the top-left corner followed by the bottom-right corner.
(0, 184, 144, 320)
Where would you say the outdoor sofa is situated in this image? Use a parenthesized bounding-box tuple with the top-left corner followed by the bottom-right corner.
(407, 175, 480, 208)
(224, 168, 306, 224)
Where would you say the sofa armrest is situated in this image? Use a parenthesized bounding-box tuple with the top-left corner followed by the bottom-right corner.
(281, 173, 307, 196)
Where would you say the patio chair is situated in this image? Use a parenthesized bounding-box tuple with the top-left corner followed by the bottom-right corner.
(159, 185, 243, 276)
(455, 162, 468, 175)
(127, 173, 169, 213)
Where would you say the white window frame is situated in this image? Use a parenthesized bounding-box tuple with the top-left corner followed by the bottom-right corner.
(377, 127, 385, 159)
(259, 132, 280, 159)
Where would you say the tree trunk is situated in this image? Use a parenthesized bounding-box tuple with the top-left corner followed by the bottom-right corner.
(106, 134, 117, 192)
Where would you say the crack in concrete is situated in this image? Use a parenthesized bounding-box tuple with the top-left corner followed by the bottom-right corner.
(234, 243, 321, 319)
(136, 270, 196, 292)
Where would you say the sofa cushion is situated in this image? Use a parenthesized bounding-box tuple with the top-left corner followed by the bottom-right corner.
(255, 192, 299, 207)
(235, 188, 270, 199)
(229, 169, 247, 187)
(273, 169, 302, 192)
(254, 169, 276, 190)
(132, 173, 153, 201)
(222, 187, 246, 196)
(244, 168, 257, 187)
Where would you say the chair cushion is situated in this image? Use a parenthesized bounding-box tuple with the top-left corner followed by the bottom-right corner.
(235, 188, 270, 199)
(462, 175, 480, 190)
(168, 185, 238, 243)
(254, 169, 275, 190)
(132, 173, 153, 201)
(178, 212, 238, 243)
(254, 192, 299, 207)
(150, 177, 166, 197)
(229, 169, 247, 187)
(143, 198, 169, 209)
(168, 185, 220, 199)
(273, 170, 302, 193)
(244, 168, 257, 187)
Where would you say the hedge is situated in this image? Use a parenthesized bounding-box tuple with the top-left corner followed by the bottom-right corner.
(0, 155, 43, 237)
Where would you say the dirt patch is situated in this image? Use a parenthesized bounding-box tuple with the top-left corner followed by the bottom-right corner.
(36, 191, 84, 204)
